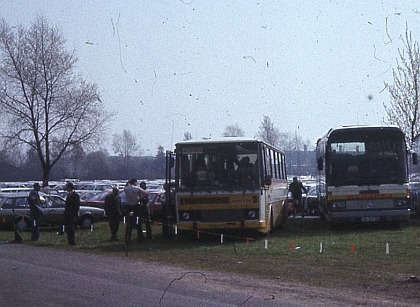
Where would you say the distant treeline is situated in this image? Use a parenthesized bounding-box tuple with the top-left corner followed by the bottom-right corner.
(0, 150, 316, 182)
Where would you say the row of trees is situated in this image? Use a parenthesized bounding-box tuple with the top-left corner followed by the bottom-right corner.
(0, 17, 419, 184)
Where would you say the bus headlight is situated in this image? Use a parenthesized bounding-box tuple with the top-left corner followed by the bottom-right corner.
(393, 200, 407, 207)
(332, 202, 346, 209)
(245, 210, 258, 220)
(182, 212, 191, 220)
(248, 210, 256, 219)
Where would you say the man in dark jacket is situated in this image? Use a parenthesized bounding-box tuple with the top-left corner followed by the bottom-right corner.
(104, 187, 122, 241)
(289, 177, 307, 218)
(28, 182, 42, 241)
(64, 182, 80, 245)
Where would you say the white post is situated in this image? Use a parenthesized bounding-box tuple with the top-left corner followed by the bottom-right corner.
(264, 239, 268, 249)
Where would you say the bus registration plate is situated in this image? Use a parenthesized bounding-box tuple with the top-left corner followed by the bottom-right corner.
(362, 217, 379, 222)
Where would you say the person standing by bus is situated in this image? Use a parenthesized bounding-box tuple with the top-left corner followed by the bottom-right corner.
(139, 181, 152, 239)
(124, 178, 148, 242)
(289, 177, 307, 218)
(104, 187, 122, 242)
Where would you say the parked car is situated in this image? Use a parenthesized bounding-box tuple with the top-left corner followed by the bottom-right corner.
(119, 189, 165, 221)
(78, 183, 115, 191)
(80, 190, 113, 209)
(0, 192, 105, 232)
(287, 183, 320, 216)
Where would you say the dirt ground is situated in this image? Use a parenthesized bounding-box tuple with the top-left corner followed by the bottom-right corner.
(151, 263, 420, 307)
(211, 271, 420, 307)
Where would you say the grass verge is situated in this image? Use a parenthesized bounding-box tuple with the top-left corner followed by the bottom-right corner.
(2, 217, 420, 299)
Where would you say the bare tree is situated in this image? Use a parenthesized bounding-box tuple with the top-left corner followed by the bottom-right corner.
(112, 129, 141, 157)
(0, 16, 112, 186)
(183, 131, 192, 141)
(256, 115, 280, 146)
(223, 124, 245, 137)
(279, 132, 306, 151)
(384, 28, 420, 149)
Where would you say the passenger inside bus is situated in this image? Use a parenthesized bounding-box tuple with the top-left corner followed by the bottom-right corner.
(237, 156, 254, 187)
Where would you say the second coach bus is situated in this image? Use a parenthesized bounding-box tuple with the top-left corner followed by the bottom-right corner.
(165, 137, 289, 234)
(316, 125, 417, 225)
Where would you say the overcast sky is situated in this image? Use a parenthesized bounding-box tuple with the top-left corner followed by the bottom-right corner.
(2, 1, 420, 154)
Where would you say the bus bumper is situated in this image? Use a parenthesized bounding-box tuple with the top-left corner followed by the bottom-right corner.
(177, 220, 267, 231)
(327, 209, 410, 223)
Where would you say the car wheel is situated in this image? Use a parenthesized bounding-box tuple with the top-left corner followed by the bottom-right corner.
(16, 219, 29, 232)
(80, 216, 93, 229)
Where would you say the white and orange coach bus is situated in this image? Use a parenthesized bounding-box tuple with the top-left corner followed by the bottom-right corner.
(165, 137, 289, 234)
(316, 125, 418, 226)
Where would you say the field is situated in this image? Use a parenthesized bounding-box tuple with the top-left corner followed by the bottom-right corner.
(2, 216, 420, 303)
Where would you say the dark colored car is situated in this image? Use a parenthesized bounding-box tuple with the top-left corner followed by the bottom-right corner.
(287, 184, 320, 216)
(80, 189, 113, 209)
(0, 192, 105, 232)
(119, 190, 164, 221)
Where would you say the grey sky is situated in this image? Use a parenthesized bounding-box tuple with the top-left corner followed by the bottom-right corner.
(3, 1, 420, 153)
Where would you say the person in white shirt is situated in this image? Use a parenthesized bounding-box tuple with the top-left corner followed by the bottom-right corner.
(124, 178, 148, 242)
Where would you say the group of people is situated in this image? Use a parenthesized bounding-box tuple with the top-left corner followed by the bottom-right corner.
(15, 178, 152, 245)
(16, 181, 80, 245)
(104, 178, 151, 243)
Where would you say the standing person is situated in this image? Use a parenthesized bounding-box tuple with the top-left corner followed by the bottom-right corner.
(139, 181, 152, 239)
(28, 182, 42, 241)
(63, 182, 80, 245)
(104, 187, 122, 242)
(124, 178, 148, 242)
(289, 177, 308, 218)
(161, 182, 175, 237)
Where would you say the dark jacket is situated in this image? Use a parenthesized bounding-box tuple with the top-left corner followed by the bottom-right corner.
(28, 190, 42, 219)
(64, 191, 80, 219)
(104, 194, 121, 220)
(289, 181, 307, 199)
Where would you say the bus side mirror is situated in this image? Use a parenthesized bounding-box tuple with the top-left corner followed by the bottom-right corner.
(413, 153, 418, 165)
(264, 175, 272, 186)
(317, 158, 323, 171)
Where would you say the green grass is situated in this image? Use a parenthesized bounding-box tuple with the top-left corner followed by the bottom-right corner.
(2, 217, 420, 297)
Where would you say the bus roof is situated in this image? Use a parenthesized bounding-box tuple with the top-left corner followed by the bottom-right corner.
(322, 125, 402, 138)
(175, 137, 261, 145)
(175, 137, 284, 151)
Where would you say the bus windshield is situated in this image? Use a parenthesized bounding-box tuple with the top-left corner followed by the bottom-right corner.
(328, 130, 407, 186)
(176, 142, 260, 191)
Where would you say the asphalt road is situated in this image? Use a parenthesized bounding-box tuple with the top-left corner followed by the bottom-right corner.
(0, 243, 308, 307)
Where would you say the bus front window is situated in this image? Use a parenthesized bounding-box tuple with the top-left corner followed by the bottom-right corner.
(328, 138, 406, 186)
(177, 143, 259, 190)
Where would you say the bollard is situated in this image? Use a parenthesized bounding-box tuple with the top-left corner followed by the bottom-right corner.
(386, 243, 390, 255)
(221, 234, 224, 244)
(264, 239, 268, 249)
(351, 243, 355, 253)
(289, 241, 294, 251)
(320, 242, 323, 253)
